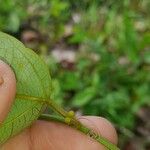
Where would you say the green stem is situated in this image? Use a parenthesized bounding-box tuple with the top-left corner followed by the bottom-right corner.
(39, 114, 65, 123)
(16, 94, 120, 150)
(40, 114, 120, 150)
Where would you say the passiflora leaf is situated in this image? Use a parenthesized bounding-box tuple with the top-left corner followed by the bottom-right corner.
(0, 32, 51, 145)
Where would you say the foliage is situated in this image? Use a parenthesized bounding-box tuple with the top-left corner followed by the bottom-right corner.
(0, 0, 150, 148)
(0, 32, 51, 144)
(48, 0, 150, 130)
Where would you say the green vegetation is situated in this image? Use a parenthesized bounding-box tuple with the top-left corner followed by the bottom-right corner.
(0, 0, 150, 149)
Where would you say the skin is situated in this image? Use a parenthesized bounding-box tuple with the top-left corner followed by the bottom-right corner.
(0, 60, 118, 150)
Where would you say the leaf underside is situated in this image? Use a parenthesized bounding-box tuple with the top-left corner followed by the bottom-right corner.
(0, 32, 51, 145)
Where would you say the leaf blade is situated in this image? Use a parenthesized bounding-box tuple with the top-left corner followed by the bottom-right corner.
(0, 32, 51, 144)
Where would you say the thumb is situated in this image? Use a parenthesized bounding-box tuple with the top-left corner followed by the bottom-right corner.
(0, 60, 16, 124)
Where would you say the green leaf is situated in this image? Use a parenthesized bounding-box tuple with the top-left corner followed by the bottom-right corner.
(0, 32, 51, 145)
(7, 13, 20, 32)
(143, 51, 150, 63)
(60, 71, 80, 91)
(72, 87, 96, 107)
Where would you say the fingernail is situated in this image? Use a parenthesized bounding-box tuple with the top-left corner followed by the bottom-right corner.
(0, 75, 4, 85)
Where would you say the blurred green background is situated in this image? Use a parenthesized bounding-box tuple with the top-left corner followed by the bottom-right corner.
(0, 0, 150, 149)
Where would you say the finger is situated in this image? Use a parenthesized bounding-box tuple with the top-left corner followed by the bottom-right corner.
(78, 116, 118, 145)
(2, 116, 118, 150)
(0, 60, 16, 124)
(30, 116, 118, 150)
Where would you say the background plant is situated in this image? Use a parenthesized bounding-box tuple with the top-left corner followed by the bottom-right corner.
(0, 0, 150, 149)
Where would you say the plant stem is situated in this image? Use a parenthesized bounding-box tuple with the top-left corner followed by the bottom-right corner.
(40, 114, 120, 150)
(39, 114, 65, 123)
(16, 94, 120, 150)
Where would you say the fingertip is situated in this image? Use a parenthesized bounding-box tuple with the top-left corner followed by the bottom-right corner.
(79, 116, 118, 145)
(0, 60, 16, 123)
(99, 117, 118, 144)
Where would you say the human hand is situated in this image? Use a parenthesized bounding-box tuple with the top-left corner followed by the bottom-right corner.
(0, 60, 118, 150)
